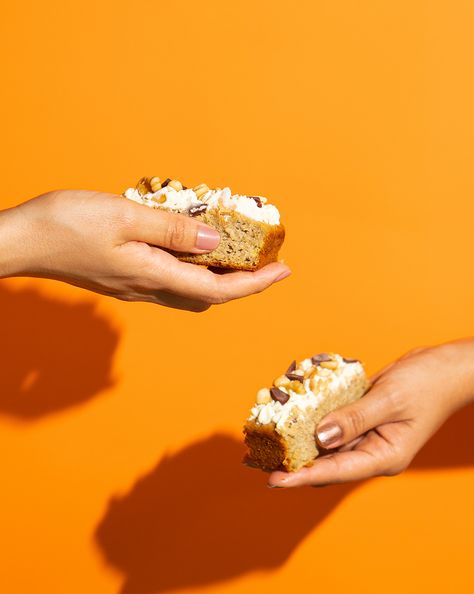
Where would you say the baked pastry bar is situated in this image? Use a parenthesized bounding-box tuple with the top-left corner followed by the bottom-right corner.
(244, 353, 368, 472)
(122, 176, 285, 271)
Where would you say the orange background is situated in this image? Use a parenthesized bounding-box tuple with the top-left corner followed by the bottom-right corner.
(1, 1, 473, 593)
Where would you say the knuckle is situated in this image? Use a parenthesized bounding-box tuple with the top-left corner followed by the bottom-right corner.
(383, 387, 406, 418)
(115, 200, 138, 231)
(165, 217, 188, 249)
(207, 279, 231, 305)
(344, 407, 366, 438)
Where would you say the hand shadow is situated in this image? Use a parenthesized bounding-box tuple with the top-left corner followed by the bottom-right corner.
(0, 283, 119, 420)
(94, 405, 474, 594)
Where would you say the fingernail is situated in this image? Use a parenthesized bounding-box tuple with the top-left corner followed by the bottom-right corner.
(267, 484, 283, 489)
(317, 422, 342, 447)
(274, 269, 291, 283)
(196, 225, 220, 251)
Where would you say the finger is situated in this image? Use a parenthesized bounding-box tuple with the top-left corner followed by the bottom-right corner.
(151, 254, 291, 303)
(209, 262, 291, 304)
(315, 382, 404, 449)
(268, 449, 383, 488)
(122, 202, 221, 253)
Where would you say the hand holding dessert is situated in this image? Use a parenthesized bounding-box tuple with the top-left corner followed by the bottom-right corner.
(0, 189, 290, 311)
(268, 339, 474, 488)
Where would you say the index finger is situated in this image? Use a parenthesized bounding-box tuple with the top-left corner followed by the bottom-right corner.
(268, 449, 383, 488)
(150, 251, 291, 303)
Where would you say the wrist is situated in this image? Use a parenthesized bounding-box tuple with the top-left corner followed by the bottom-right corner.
(0, 205, 37, 278)
(438, 339, 474, 410)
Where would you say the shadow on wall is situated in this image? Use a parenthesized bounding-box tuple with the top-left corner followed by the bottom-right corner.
(95, 406, 474, 594)
(0, 284, 119, 419)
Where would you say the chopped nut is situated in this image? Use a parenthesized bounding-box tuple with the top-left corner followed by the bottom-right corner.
(274, 375, 290, 388)
(193, 184, 210, 199)
(249, 196, 263, 208)
(150, 176, 162, 192)
(312, 353, 332, 365)
(256, 387, 271, 405)
(168, 179, 183, 191)
(320, 360, 338, 370)
(270, 387, 289, 405)
(136, 177, 151, 195)
(317, 368, 332, 377)
(343, 357, 360, 364)
(304, 367, 315, 379)
(188, 204, 208, 217)
(289, 381, 306, 394)
(151, 194, 167, 204)
(286, 372, 304, 383)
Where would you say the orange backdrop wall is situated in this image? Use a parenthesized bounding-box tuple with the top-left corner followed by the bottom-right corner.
(1, 1, 473, 593)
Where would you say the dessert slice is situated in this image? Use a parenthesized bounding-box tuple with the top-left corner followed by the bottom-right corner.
(244, 353, 368, 472)
(122, 176, 285, 271)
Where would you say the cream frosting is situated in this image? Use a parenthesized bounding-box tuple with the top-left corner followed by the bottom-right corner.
(123, 185, 280, 225)
(248, 355, 364, 431)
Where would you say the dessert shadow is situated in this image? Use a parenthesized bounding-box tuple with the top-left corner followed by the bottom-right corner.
(95, 407, 474, 594)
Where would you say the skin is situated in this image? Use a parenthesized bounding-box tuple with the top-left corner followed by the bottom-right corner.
(0, 190, 291, 312)
(268, 339, 474, 488)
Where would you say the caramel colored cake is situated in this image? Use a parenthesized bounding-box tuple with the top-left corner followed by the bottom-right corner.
(122, 176, 285, 271)
(244, 353, 368, 472)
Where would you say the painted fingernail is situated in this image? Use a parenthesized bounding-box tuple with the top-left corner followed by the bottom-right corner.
(274, 269, 291, 283)
(317, 422, 342, 447)
(196, 225, 220, 251)
(267, 484, 284, 489)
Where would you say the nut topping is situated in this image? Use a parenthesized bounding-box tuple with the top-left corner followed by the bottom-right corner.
(136, 177, 152, 195)
(150, 176, 162, 192)
(320, 360, 338, 370)
(270, 387, 289, 405)
(289, 381, 306, 394)
(249, 196, 263, 208)
(286, 372, 304, 383)
(274, 375, 290, 388)
(193, 183, 210, 199)
(256, 387, 271, 405)
(312, 353, 332, 365)
(188, 204, 208, 217)
(168, 179, 183, 191)
(152, 194, 167, 204)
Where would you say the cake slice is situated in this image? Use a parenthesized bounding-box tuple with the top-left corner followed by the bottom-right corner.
(244, 353, 368, 472)
(122, 176, 285, 271)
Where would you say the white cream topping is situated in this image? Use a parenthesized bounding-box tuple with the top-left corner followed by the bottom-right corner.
(123, 186, 280, 225)
(248, 355, 364, 431)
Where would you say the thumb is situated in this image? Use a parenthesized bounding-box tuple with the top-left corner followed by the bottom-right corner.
(123, 202, 220, 253)
(315, 383, 403, 449)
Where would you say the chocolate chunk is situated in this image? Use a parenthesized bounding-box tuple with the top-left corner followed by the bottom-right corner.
(188, 204, 208, 217)
(312, 353, 332, 365)
(249, 196, 263, 208)
(182, 185, 188, 190)
(285, 360, 296, 374)
(270, 387, 289, 405)
(161, 178, 171, 187)
(286, 373, 304, 383)
(343, 357, 360, 364)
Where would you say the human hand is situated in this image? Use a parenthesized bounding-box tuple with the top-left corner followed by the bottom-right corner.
(268, 339, 474, 487)
(0, 190, 290, 311)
